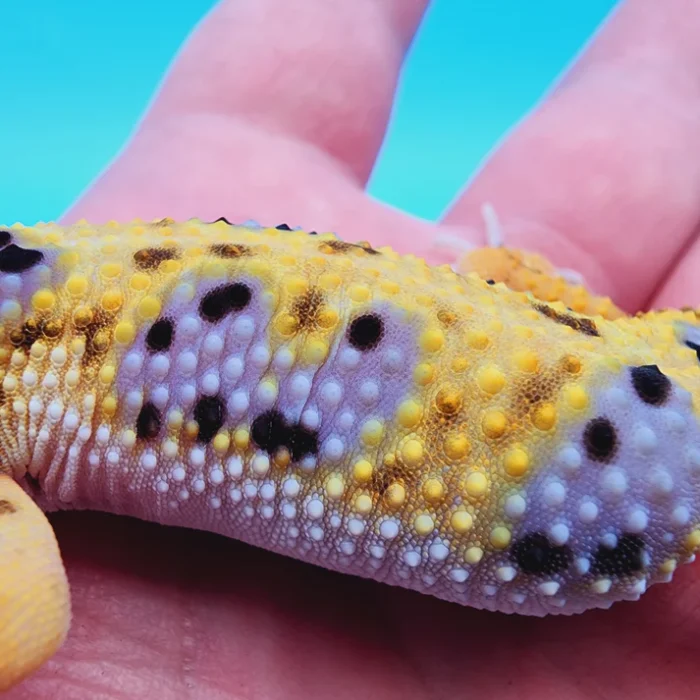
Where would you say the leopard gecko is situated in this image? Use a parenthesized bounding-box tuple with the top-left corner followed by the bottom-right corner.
(0, 218, 698, 690)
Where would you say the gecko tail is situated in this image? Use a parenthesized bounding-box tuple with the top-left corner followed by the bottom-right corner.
(0, 475, 71, 692)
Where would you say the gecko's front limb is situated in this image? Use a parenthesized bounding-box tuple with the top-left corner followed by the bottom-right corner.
(0, 475, 70, 691)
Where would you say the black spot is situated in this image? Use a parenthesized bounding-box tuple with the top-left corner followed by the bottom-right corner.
(686, 340, 700, 362)
(251, 410, 290, 453)
(199, 283, 252, 322)
(275, 223, 292, 231)
(0, 499, 17, 515)
(251, 410, 319, 461)
(486, 279, 495, 285)
(533, 302, 600, 337)
(591, 534, 646, 576)
(308, 231, 318, 236)
(630, 365, 671, 406)
(583, 417, 618, 462)
(348, 314, 384, 351)
(288, 424, 319, 460)
(0, 230, 12, 248)
(212, 217, 233, 225)
(510, 532, 573, 575)
(146, 318, 174, 352)
(0, 244, 44, 273)
(133, 247, 180, 271)
(194, 395, 226, 443)
(136, 402, 162, 440)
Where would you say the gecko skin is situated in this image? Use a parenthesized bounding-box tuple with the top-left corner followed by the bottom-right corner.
(1, 218, 700, 687)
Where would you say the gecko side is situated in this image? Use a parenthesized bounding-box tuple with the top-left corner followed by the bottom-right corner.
(0, 218, 699, 689)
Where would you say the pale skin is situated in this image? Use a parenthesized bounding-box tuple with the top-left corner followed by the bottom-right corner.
(8, 0, 700, 696)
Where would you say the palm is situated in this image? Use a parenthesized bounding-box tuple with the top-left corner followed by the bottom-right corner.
(10, 0, 700, 696)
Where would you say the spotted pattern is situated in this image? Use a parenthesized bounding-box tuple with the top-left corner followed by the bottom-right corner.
(591, 535, 645, 576)
(0, 218, 698, 618)
(133, 247, 180, 271)
(533, 302, 600, 337)
(251, 409, 319, 461)
(511, 532, 573, 575)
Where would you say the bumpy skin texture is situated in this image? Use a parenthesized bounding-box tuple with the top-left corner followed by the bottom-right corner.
(0, 218, 699, 661)
(458, 246, 626, 321)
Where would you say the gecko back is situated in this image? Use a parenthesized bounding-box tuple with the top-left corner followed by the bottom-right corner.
(0, 218, 698, 615)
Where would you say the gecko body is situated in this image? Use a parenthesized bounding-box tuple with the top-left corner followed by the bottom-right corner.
(0, 218, 699, 687)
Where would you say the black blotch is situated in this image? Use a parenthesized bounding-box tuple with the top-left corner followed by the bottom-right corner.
(291, 288, 324, 331)
(251, 410, 290, 453)
(288, 424, 319, 461)
(591, 534, 645, 576)
(77, 308, 113, 368)
(533, 302, 600, 337)
(133, 247, 180, 271)
(0, 499, 17, 515)
(209, 242, 251, 259)
(685, 340, 700, 362)
(136, 402, 162, 440)
(0, 244, 44, 273)
(486, 279, 495, 285)
(320, 239, 381, 256)
(146, 318, 174, 352)
(510, 532, 573, 575)
(348, 313, 384, 351)
(308, 231, 318, 236)
(630, 364, 671, 406)
(199, 283, 252, 322)
(251, 409, 319, 461)
(10, 317, 64, 355)
(9, 318, 41, 351)
(194, 395, 226, 443)
(358, 243, 380, 255)
(275, 223, 292, 231)
(583, 416, 618, 462)
(0, 230, 11, 247)
(212, 217, 233, 225)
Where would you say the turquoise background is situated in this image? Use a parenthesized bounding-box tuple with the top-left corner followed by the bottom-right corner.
(0, 0, 617, 225)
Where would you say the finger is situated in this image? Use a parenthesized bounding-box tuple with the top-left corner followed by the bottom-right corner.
(0, 476, 71, 692)
(650, 226, 700, 308)
(441, 0, 700, 312)
(147, 0, 430, 185)
(61, 0, 433, 243)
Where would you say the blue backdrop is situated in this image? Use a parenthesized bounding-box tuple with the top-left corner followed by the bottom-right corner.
(0, 0, 617, 225)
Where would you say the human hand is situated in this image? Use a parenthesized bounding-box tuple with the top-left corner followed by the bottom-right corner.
(10, 0, 700, 697)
